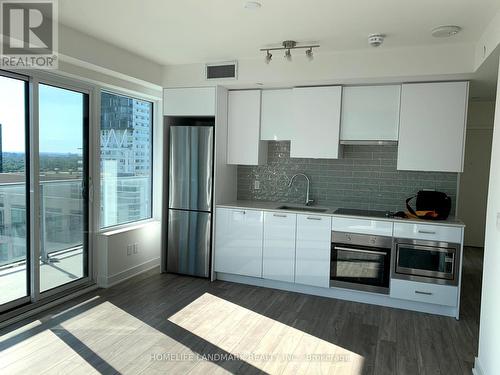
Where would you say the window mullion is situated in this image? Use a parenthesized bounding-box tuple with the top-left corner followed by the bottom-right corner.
(29, 78, 41, 303)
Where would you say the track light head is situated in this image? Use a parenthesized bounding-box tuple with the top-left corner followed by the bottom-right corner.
(285, 49, 292, 61)
(306, 48, 313, 60)
(265, 50, 272, 64)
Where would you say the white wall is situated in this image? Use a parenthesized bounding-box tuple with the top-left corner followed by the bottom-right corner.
(163, 43, 475, 88)
(459, 101, 495, 247)
(475, 10, 500, 70)
(97, 221, 161, 287)
(59, 24, 163, 87)
(474, 58, 500, 375)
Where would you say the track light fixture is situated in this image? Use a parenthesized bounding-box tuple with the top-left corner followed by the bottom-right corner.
(260, 40, 319, 63)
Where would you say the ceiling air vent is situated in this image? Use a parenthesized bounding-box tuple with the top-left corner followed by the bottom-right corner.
(205, 61, 238, 80)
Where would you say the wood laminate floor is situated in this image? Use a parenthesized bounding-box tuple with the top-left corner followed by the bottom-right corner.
(0, 247, 483, 375)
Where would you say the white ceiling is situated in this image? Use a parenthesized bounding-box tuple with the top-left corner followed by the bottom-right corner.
(59, 0, 500, 66)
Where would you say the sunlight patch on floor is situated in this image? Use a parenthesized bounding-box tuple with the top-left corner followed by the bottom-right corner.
(168, 292, 365, 374)
(1, 293, 365, 374)
(0, 299, 157, 374)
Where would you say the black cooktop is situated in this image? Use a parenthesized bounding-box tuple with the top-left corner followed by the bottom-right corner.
(334, 208, 394, 218)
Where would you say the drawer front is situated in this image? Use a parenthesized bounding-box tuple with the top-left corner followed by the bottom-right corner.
(332, 217, 393, 237)
(394, 222, 462, 243)
(390, 279, 458, 307)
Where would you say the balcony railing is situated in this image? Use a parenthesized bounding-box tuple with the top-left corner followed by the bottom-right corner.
(0, 176, 150, 267)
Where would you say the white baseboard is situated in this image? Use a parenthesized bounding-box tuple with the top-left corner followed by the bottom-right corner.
(216, 272, 459, 318)
(472, 357, 484, 375)
(98, 257, 161, 288)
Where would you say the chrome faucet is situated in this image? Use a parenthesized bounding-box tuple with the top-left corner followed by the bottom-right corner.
(288, 173, 314, 206)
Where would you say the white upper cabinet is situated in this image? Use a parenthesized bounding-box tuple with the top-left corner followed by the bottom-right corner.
(397, 82, 469, 172)
(227, 90, 267, 165)
(290, 86, 342, 159)
(163, 87, 215, 116)
(260, 89, 293, 141)
(340, 85, 401, 141)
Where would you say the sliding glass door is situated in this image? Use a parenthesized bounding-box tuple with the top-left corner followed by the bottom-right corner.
(0, 73, 91, 315)
(0, 73, 29, 310)
(38, 84, 89, 293)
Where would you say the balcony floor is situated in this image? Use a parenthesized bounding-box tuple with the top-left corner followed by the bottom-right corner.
(0, 248, 84, 305)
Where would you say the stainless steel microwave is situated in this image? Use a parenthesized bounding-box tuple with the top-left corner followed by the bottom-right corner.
(392, 238, 460, 286)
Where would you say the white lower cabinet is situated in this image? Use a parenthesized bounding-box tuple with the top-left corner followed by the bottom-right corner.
(214, 208, 264, 277)
(295, 214, 331, 288)
(390, 279, 458, 307)
(262, 212, 297, 282)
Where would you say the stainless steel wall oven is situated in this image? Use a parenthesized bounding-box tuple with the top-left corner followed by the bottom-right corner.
(331, 232, 392, 294)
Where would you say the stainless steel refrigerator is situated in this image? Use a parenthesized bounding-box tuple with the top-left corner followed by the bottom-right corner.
(167, 124, 214, 278)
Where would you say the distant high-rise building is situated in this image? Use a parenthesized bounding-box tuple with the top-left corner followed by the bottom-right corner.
(99, 92, 152, 227)
(100, 93, 151, 177)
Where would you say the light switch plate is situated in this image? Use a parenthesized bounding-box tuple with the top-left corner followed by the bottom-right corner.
(497, 212, 500, 231)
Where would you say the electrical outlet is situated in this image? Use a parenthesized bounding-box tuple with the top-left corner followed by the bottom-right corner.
(133, 243, 138, 254)
(254, 180, 260, 190)
(127, 244, 132, 256)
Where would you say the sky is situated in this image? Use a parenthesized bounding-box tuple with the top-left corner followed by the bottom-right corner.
(0, 76, 84, 154)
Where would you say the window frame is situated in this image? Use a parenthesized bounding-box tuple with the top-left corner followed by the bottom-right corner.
(98, 89, 154, 230)
(0, 70, 31, 313)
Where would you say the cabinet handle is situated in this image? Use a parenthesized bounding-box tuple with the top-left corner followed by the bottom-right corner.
(273, 214, 287, 218)
(415, 290, 433, 296)
(235, 210, 246, 215)
(306, 216, 322, 221)
(418, 230, 436, 235)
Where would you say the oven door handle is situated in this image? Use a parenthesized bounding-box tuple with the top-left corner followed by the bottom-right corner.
(333, 246, 387, 256)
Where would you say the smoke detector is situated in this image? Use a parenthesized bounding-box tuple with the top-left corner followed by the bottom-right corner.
(431, 25, 461, 38)
(368, 34, 385, 47)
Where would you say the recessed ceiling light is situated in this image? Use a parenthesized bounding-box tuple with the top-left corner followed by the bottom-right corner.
(431, 25, 462, 38)
(244, 1, 261, 9)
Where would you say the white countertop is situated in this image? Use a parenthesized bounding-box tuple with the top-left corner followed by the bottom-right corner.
(216, 200, 465, 227)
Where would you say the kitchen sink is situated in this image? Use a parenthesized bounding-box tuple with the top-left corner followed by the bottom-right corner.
(277, 205, 328, 213)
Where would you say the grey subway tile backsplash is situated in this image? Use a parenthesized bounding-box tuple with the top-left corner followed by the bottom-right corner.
(237, 142, 458, 213)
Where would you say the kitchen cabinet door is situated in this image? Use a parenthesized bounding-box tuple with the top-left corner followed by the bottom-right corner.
(214, 208, 264, 277)
(340, 85, 401, 141)
(262, 211, 297, 282)
(397, 82, 468, 172)
(163, 87, 215, 116)
(295, 214, 331, 288)
(290, 86, 342, 159)
(261, 89, 294, 141)
(227, 90, 267, 165)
